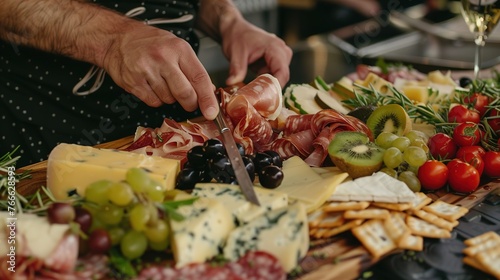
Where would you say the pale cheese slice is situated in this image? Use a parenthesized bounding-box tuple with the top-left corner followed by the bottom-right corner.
(328, 172, 416, 203)
(277, 156, 349, 213)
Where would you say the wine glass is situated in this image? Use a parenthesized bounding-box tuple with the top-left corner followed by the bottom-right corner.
(460, 0, 500, 79)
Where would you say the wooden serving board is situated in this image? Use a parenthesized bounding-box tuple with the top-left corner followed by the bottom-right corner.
(14, 136, 500, 280)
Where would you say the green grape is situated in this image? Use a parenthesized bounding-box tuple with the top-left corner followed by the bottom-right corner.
(391, 137, 411, 152)
(380, 167, 398, 178)
(98, 204, 124, 225)
(144, 220, 169, 243)
(145, 181, 164, 202)
(120, 230, 148, 259)
(410, 138, 429, 154)
(149, 238, 169, 251)
(383, 147, 404, 169)
(403, 146, 427, 167)
(85, 180, 112, 205)
(129, 203, 150, 231)
(398, 171, 421, 192)
(405, 130, 427, 143)
(108, 182, 135, 207)
(108, 226, 126, 246)
(126, 168, 151, 193)
(375, 132, 398, 149)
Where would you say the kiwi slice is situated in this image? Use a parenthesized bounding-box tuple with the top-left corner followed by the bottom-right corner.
(328, 131, 385, 179)
(366, 104, 412, 139)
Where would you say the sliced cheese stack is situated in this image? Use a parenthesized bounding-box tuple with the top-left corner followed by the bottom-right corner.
(47, 143, 180, 200)
(276, 156, 349, 212)
(192, 183, 288, 225)
(169, 197, 235, 268)
(223, 202, 309, 272)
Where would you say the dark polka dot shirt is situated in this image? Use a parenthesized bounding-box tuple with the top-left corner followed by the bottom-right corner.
(0, 0, 202, 166)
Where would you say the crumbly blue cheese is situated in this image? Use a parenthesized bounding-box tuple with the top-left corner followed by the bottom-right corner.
(169, 197, 235, 268)
(223, 202, 310, 272)
(192, 183, 288, 225)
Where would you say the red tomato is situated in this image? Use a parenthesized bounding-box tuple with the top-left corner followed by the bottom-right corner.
(483, 151, 500, 178)
(448, 105, 480, 123)
(452, 122, 482, 147)
(463, 93, 490, 117)
(428, 133, 457, 160)
(456, 145, 486, 159)
(447, 159, 480, 193)
(417, 160, 449, 191)
(459, 153, 484, 175)
(487, 108, 500, 133)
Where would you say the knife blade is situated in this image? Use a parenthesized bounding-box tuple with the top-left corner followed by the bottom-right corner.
(214, 111, 261, 206)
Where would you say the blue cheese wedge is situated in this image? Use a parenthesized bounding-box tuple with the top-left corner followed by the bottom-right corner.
(169, 197, 235, 268)
(47, 143, 180, 200)
(223, 202, 309, 272)
(192, 183, 288, 225)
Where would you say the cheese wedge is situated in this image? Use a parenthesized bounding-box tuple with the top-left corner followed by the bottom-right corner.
(223, 202, 309, 272)
(277, 156, 349, 212)
(192, 183, 288, 225)
(47, 143, 180, 199)
(328, 172, 416, 203)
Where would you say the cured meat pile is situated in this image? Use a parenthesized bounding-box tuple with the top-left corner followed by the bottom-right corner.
(126, 74, 371, 167)
(136, 251, 286, 280)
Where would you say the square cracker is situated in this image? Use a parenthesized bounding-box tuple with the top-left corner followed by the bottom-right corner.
(384, 213, 410, 243)
(476, 247, 500, 279)
(412, 209, 458, 231)
(464, 231, 500, 246)
(321, 219, 364, 238)
(422, 200, 468, 222)
(406, 216, 451, 239)
(371, 201, 412, 211)
(398, 234, 424, 251)
(344, 208, 390, 220)
(323, 201, 370, 212)
(352, 219, 397, 259)
(463, 238, 500, 257)
(409, 192, 432, 212)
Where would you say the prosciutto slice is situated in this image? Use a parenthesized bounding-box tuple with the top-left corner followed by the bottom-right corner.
(271, 109, 372, 167)
(126, 118, 219, 162)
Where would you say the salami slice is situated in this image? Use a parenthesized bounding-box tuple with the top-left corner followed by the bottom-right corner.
(136, 251, 285, 280)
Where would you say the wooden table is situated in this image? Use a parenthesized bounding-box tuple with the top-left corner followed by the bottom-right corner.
(15, 136, 500, 280)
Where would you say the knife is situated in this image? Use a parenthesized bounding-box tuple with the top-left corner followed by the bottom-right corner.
(214, 111, 261, 206)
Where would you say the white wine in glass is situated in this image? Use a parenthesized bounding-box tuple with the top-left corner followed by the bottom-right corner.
(460, 0, 500, 79)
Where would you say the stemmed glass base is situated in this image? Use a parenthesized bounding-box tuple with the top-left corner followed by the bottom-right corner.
(473, 34, 487, 80)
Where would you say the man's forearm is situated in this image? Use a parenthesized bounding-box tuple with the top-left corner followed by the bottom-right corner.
(195, 0, 244, 43)
(0, 0, 137, 66)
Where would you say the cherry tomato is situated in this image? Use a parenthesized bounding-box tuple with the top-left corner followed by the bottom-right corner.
(447, 159, 480, 193)
(428, 133, 457, 160)
(452, 122, 482, 147)
(463, 93, 490, 117)
(459, 153, 484, 175)
(483, 151, 500, 178)
(486, 108, 500, 134)
(417, 160, 448, 191)
(455, 145, 486, 159)
(448, 105, 480, 123)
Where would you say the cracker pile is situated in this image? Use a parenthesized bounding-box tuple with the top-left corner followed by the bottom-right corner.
(308, 192, 469, 259)
(462, 231, 500, 279)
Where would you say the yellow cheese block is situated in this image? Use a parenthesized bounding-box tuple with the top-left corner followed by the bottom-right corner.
(47, 143, 180, 200)
(277, 156, 349, 212)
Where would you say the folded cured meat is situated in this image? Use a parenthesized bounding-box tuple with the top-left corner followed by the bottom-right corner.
(0, 212, 79, 280)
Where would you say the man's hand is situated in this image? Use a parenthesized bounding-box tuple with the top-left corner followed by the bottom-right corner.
(103, 24, 219, 120)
